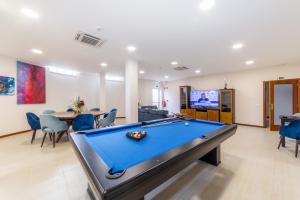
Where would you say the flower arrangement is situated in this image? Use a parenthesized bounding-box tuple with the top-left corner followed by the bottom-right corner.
(72, 96, 86, 113)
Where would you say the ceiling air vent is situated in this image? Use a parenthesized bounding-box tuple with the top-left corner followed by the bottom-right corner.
(174, 66, 189, 71)
(74, 32, 105, 47)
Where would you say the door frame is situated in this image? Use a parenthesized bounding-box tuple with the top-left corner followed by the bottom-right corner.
(269, 79, 298, 131)
(263, 81, 269, 128)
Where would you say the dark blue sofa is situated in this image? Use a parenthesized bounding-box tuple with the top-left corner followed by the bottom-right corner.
(138, 106, 169, 122)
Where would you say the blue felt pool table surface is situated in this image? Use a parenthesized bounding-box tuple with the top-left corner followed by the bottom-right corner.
(82, 119, 225, 173)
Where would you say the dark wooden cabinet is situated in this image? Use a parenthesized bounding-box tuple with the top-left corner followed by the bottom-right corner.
(179, 86, 191, 114)
(208, 110, 220, 122)
(220, 89, 235, 124)
(179, 87, 235, 124)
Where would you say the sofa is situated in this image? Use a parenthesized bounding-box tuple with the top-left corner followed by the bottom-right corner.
(138, 106, 169, 122)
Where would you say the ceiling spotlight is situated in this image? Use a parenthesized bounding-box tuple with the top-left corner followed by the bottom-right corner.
(195, 70, 201, 74)
(232, 43, 244, 50)
(20, 8, 39, 19)
(127, 45, 137, 52)
(245, 60, 255, 65)
(139, 70, 145, 74)
(164, 75, 169, 79)
(199, 0, 215, 11)
(31, 48, 43, 55)
(171, 61, 178, 65)
(100, 62, 108, 67)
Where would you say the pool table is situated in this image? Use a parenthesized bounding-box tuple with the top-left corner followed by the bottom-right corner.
(70, 118, 237, 200)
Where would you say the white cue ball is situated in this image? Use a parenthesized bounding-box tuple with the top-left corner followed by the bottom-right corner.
(185, 122, 189, 126)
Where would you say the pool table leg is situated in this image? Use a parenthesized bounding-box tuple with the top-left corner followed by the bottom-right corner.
(200, 145, 221, 166)
(87, 184, 97, 200)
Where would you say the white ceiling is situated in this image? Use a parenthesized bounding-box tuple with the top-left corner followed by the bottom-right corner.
(0, 0, 300, 81)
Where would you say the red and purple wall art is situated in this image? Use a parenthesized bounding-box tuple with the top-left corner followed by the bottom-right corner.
(17, 61, 46, 104)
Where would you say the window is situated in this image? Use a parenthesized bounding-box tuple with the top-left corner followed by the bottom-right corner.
(152, 88, 161, 108)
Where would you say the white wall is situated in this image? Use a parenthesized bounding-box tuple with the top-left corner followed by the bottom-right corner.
(105, 79, 157, 117)
(165, 65, 300, 126)
(105, 80, 125, 117)
(138, 79, 157, 106)
(0, 55, 100, 136)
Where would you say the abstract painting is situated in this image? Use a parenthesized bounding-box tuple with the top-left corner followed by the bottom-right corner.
(17, 61, 46, 104)
(0, 76, 15, 95)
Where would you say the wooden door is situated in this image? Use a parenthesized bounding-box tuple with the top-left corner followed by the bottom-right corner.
(270, 79, 298, 131)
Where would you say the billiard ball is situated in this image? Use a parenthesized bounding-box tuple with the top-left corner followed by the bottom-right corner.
(185, 122, 189, 126)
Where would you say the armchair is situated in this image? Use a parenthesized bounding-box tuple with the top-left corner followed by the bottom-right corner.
(90, 108, 100, 111)
(66, 108, 74, 112)
(96, 108, 117, 128)
(42, 109, 56, 114)
(72, 114, 94, 132)
(278, 119, 300, 157)
(39, 115, 69, 148)
(26, 112, 41, 144)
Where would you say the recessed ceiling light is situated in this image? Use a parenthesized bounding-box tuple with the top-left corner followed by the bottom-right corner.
(127, 45, 137, 52)
(171, 61, 178, 65)
(31, 48, 43, 55)
(20, 8, 39, 19)
(232, 43, 244, 50)
(245, 60, 255, 65)
(195, 70, 201, 74)
(139, 70, 145, 74)
(164, 75, 169, 79)
(100, 62, 108, 67)
(199, 0, 215, 11)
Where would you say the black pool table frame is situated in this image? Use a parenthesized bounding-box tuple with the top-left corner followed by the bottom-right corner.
(70, 121, 237, 200)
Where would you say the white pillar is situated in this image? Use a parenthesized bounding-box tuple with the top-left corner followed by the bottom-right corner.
(125, 59, 138, 123)
(99, 72, 106, 111)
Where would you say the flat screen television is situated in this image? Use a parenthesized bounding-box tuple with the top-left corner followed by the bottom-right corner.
(190, 90, 219, 109)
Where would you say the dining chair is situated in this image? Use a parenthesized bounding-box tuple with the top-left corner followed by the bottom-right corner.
(90, 107, 101, 126)
(90, 108, 100, 111)
(96, 108, 117, 128)
(66, 108, 74, 112)
(39, 115, 69, 148)
(42, 109, 56, 114)
(72, 114, 94, 132)
(278, 119, 300, 157)
(26, 112, 41, 144)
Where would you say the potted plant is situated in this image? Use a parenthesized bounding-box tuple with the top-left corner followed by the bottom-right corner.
(72, 96, 85, 113)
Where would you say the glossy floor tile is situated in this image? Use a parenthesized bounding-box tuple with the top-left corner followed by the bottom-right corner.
(0, 123, 299, 200)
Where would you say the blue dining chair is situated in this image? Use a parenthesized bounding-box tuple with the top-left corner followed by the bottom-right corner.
(39, 115, 69, 148)
(42, 109, 56, 114)
(90, 108, 100, 112)
(96, 108, 117, 128)
(278, 119, 300, 157)
(66, 108, 74, 112)
(26, 112, 41, 144)
(72, 114, 94, 132)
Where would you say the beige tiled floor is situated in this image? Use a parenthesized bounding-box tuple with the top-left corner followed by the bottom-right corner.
(1, 122, 300, 200)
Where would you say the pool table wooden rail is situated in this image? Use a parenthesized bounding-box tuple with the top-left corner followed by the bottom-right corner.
(70, 121, 237, 200)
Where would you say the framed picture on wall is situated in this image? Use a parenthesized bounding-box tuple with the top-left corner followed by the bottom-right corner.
(17, 61, 46, 104)
(0, 76, 15, 95)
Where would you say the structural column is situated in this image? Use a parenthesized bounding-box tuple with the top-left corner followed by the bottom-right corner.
(99, 72, 106, 111)
(125, 59, 138, 123)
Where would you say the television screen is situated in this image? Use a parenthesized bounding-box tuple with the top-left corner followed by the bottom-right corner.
(190, 90, 219, 109)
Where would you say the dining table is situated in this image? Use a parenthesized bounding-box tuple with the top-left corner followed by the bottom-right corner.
(279, 115, 300, 126)
(52, 111, 106, 142)
(53, 111, 105, 123)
